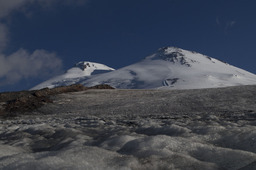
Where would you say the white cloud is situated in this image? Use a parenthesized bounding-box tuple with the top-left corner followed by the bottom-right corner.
(0, 49, 62, 86)
(0, 0, 29, 19)
(0, 0, 88, 88)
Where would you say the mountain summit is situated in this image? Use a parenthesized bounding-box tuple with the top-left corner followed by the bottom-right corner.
(32, 47, 256, 90)
(32, 61, 114, 90)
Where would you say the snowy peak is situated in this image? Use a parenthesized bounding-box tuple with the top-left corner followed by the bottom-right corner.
(65, 61, 115, 78)
(79, 47, 256, 89)
(74, 61, 114, 72)
(31, 61, 115, 90)
(32, 47, 256, 90)
(75, 61, 94, 70)
(147, 47, 225, 67)
(146, 47, 199, 67)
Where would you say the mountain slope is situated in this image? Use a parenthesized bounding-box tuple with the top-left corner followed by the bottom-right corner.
(32, 47, 256, 90)
(79, 47, 256, 89)
(31, 61, 115, 90)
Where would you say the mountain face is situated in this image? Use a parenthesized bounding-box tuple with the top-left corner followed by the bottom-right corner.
(32, 47, 256, 90)
(31, 61, 115, 90)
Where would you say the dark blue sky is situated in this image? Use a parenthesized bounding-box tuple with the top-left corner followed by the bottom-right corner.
(0, 0, 256, 92)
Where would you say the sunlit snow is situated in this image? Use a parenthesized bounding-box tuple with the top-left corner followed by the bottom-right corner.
(32, 61, 115, 90)
(32, 47, 256, 90)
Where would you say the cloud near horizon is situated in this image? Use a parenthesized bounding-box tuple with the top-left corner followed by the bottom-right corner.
(0, 49, 62, 86)
(0, 0, 88, 89)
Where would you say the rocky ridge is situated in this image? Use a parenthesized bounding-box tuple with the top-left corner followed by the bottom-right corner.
(0, 84, 114, 117)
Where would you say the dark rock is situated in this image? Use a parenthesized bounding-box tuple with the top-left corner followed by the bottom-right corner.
(88, 84, 114, 89)
(0, 84, 114, 117)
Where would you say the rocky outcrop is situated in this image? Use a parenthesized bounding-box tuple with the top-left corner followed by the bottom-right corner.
(0, 84, 114, 117)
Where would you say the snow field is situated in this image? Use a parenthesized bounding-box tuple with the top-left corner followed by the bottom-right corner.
(1, 115, 256, 169)
(1, 86, 256, 169)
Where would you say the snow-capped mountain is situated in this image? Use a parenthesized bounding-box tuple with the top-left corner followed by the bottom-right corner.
(32, 47, 256, 90)
(31, 61, 115, 90)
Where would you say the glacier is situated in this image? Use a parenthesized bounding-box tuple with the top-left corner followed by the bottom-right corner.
(1, 85, 256, 169)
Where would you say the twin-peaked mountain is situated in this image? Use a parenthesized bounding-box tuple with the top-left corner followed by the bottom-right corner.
(32, 47, 256, 90)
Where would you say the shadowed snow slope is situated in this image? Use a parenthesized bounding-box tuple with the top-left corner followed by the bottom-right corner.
(32, 47, 256, 90)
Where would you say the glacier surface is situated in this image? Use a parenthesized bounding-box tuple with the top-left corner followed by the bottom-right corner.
(1, 85, 256, 169)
